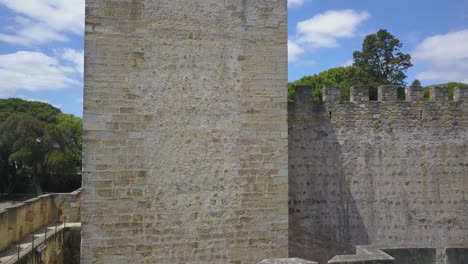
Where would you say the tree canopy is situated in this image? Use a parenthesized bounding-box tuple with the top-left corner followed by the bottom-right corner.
(0, 99, 82, 195)
(290, 29, 413, 101)
(0, 98, 61, 123)
(411, 79, 422, 86)
(353, 29, 413, 88)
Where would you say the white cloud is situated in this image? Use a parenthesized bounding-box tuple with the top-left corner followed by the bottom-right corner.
(341, 59, 354, 67)
(0, 0, 84, 45)
(60, 49, 84, 76)
(288, 40, 304, 62)
(288, 9, 370, 63)
(412, 30, 468, 84)
(296, 10, 370, 48)
(288, 0, 311, 8)
(0, 51, 81, 97)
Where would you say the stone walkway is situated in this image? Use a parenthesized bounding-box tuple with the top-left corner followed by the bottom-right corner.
(0, 223, 80, 264)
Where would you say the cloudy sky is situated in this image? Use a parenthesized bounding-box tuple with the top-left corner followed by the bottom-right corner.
(0, 0, 467, 116)
(289, 0, 468, 84)
(0, 0, 84, 116)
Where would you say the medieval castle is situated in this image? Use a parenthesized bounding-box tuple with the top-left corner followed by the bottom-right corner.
(38, 0, 468, 263)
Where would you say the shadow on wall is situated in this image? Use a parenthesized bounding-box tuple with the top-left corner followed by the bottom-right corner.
(288, 86, 369, 264)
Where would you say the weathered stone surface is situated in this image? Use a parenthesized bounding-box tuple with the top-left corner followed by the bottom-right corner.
(328, 245, 394, 264)
(405, 86, 424, 101)
(0, 190, 81, 252)
(350, 86, 369, 102)
(289, 86, 467, 264)
(323, 86, 341, 103)
(83, 0, 288, 263)
(377, 85, 397, 102)
(429, 86, 449, 101)
(0, 223, 81, 264)
(454, 86, 468, 102)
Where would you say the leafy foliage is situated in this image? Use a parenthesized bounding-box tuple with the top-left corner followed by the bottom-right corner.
(353, 29, 413, 87)
(351, 29, 413, 99)
(288, 66, 365, 101)
(0, 98, 61, 123)
(289, 29, 414, 101)
(0, 99, 82, 195)
(411, 79, 422, 86)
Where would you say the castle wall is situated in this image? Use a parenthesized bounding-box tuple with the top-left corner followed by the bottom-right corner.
(83, 0, 288, 263)
(0, 190, 82, 252)
(289, 86, 468, 264)
(9, 225, 81, 264)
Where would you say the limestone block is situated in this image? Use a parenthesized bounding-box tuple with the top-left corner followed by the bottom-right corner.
(406, 85, 424, 101)
(350, 85, 369, 102)
(323, 86, 341, 102)
(429, 86, 449, 101)
(378, 85, 397, 101)
(454, 86, 468, 102)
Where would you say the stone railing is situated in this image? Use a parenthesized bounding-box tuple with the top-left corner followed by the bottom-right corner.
(0, 189, 81, 252)
(258, 258, 318, 264)
(328, 245, 395, 264)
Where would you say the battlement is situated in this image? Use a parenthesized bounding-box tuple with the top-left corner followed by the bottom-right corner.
(291, 85, 467, 126)
(289, 84, 467, 264)
(312, 85, 468, 102)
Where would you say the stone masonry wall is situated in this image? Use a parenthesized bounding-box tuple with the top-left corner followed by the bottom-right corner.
(14, 225, 81, 264)
(289, 85, 468, 264)
(0, 190, 82, 252)
(83, 0, 288, 263)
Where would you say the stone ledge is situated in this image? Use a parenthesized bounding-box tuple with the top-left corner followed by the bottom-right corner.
(328, 245, 394, 264)
(258, 258, 318, 264)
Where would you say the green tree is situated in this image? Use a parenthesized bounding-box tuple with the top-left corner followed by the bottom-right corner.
(0, 99, 83, 195)
(0, 98, 61, 123)
(0, 114, 47, 194)
(56, 113, 83, 168)
(411, 79, 422, 86)
(353, 29, 413, 97)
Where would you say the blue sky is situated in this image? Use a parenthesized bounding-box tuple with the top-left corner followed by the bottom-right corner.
(0, 0, 467, 116)
(289, 0, 468, 84)
(0, 0, 84, 116)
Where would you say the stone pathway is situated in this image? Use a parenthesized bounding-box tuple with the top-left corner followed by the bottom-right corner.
(0, 223, 71, 264)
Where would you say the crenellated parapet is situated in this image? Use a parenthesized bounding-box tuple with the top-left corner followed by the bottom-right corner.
(295, 85, 313, 105)
(406, 85, 424, 102)
(430, 86, 449, 101)
(378, 85, 398, 101)
(322, 85, 341, 103)
(290, 84, 467, 129)
(289, 84, 467, 264)
(454, 85, 468, 101)
(350, 85, 369, 102)
(295, 85, 468, 103)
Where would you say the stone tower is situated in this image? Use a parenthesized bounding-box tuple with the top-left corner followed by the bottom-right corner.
(82, 0, 288, 263)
